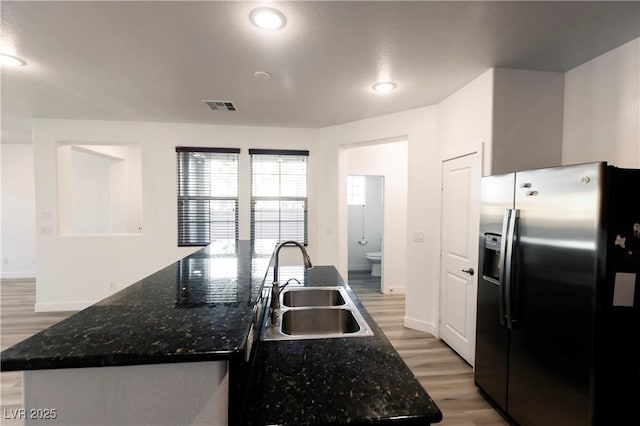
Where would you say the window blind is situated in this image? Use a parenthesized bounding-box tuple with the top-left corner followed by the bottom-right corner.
(250, 149, 309, 245)
(176, 147, 240, 246)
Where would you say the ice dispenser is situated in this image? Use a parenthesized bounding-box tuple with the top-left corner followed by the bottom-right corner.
(483, 234, 501, 283)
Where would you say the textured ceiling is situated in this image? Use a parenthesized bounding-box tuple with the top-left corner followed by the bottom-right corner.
(1, 1, 639, 143)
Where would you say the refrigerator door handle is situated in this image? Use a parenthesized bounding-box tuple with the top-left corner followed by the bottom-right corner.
(498, 209, 511, 326)
(505, 209, 519, 330)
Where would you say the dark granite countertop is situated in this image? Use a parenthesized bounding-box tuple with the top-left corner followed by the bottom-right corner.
(1, 240, 442, 425)
(1, 240, 273, 371)
(243, 266, 443, 425)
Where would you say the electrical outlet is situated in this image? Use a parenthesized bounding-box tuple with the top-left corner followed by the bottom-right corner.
(2, 258, 9, 265)
(414, 232, 425, 243)
(108, 282, 116, 291)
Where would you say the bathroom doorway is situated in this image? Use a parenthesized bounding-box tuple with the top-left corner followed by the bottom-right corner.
(347, 175, 384, 294)
(339, 139, 408, 295)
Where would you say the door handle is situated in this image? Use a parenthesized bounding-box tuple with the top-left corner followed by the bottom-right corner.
(461, 268, 475, 276)
(505, 209, 519, 330)
(498, 209, 511, 326)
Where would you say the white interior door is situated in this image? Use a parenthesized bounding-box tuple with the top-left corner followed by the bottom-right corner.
(439, 152, 480, 365)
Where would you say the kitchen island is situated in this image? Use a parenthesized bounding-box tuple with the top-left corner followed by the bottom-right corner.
(244, 266, 442, 425)
(1, 240, 442, 425)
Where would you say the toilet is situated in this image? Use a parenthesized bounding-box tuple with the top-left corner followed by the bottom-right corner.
(365, 252, 382, 277)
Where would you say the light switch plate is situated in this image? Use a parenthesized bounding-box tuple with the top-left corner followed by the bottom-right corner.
(414, 232, 425, 242)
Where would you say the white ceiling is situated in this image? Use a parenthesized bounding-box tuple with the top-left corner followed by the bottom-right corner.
(2, 1, 639, 144)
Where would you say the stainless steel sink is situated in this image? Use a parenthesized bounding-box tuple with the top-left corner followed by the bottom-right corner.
(282, 288, 345, 307)
(281, 308, 360, 335)
(262, 286, 374, 341)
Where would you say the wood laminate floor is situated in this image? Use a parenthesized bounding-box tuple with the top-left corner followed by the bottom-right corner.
(1, 280, 73, 426)
(1, 276, 508, 425)
(348, 271, 509, 426)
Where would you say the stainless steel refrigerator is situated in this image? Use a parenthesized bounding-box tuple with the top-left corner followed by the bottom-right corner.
(475, 162, 639, 426)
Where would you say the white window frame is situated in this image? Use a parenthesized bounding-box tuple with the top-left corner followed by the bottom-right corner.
(176, 147, 240, 246)
(249, 149, 309, 245)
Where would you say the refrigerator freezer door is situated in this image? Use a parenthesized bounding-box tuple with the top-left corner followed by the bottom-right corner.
(508, 163, 604, 426)
(475, 173, 514, 412)
(594, 167, 640, 425)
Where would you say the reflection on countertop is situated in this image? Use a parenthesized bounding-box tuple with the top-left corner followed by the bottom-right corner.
(0, 240, 274, 371)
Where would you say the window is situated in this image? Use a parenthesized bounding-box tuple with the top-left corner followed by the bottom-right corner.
(250, 149, 309, 245)
(176, 147, 240, 246)
(347, 175, 366, 205)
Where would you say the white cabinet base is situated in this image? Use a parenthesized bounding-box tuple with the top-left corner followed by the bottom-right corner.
(23, 361, 228, 426)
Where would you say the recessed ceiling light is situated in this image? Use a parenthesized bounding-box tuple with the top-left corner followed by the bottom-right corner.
(0, 53, 27, 67)
(372, 81, 397, 93)
(250, 7, 286, 30)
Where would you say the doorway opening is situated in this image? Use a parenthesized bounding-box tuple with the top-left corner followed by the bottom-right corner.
(347, 175, 384, 294)
(339, 138, 408, 295)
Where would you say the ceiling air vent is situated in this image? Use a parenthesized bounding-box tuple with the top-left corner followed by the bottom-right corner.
(203, 100, 237, 112)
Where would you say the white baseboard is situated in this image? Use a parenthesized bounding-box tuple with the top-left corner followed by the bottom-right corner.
(35, 301, 88, 312)
(1, 270, 36, 280)
(384, 286, 405, 294)
(404, 316, 438, 337)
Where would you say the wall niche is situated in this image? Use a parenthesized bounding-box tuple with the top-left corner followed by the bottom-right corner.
(57, 143, 142, 235)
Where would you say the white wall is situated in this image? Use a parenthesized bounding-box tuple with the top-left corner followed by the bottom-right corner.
(32, 119, 318, 311)
(319, 106, 439, 328)
(431, 70, 495, 336)
(563, 38, 640, 168)
(346, 142, 408, 294)
(492, 68, 564, 174)
(436, 67, 564, 177)
(1, 144, 37, 279)
(69, 147, 115, 233)
(32, 110, 430, 313)
(437, 69, 494, 176)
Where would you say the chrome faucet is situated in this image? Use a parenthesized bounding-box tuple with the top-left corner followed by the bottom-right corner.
(269, 240, 313, 325)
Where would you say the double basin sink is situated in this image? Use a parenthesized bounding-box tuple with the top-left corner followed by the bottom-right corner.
(262, 286, 374, 341)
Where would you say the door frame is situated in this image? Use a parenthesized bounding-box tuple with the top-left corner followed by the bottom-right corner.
(435, 142, 484, 362)
(337, 137, 409, 295)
